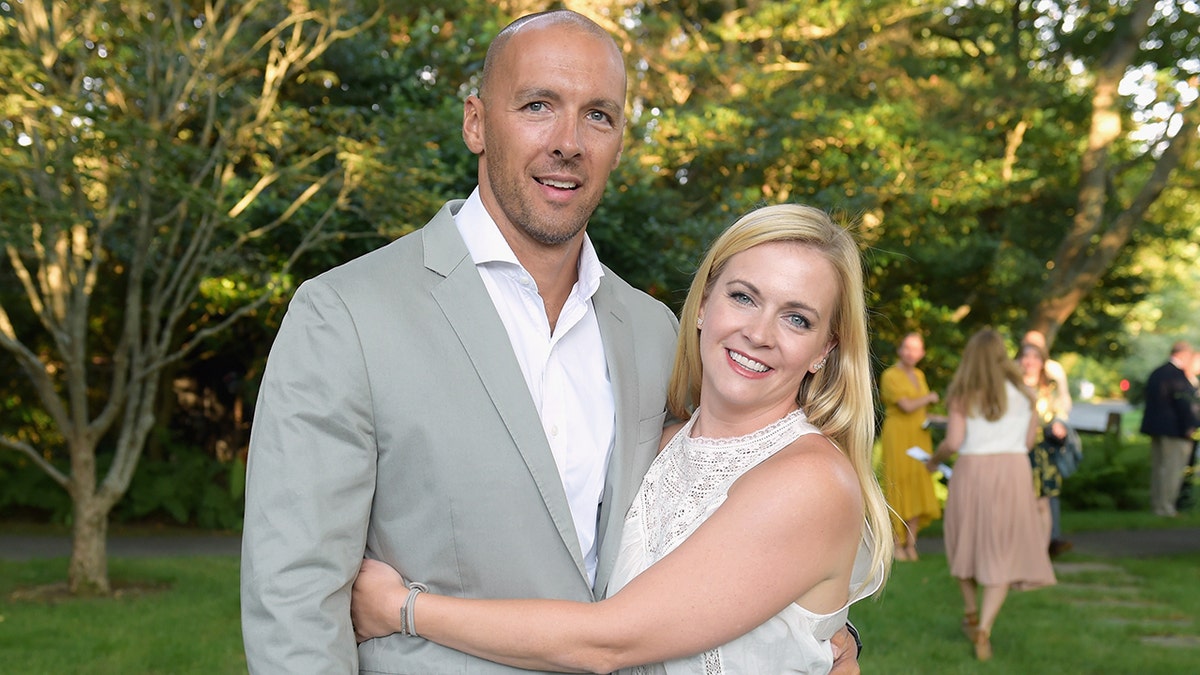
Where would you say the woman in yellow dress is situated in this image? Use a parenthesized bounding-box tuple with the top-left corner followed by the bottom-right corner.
(880, 332, 942, 560)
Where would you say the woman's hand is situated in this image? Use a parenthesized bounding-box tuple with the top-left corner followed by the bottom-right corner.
(351, 558, 409, 643)
(1050, 420, 1068, 441)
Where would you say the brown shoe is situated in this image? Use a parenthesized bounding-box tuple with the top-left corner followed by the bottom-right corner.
(961, 612, 979, 641)
(1049, 539, 1074, 558)
(973, 629, 992, 661)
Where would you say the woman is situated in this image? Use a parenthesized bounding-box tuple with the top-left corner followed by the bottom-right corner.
(879, 331, 942, 561)
(1017, 342, 1069, 542)
(925, 329, 1055, 661)
(351, 204, 892, 673)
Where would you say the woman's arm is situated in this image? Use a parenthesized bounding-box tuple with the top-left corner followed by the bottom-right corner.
(352, 435, 863, 673)
(926, 400, 965, 470)
(1025, 402, 1040, 450)
(897, 390, 938, 414)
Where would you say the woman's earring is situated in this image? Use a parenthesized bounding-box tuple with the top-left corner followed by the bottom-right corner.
(696, 317, 704, 329)
(812, 358, 827, 372)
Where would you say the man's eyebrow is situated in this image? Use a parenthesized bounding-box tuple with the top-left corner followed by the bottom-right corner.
(514, 87, 558, 102)
(512, 88, 623, 115)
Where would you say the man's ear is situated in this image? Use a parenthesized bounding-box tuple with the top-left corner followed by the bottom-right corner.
(462, 95, 485, 155)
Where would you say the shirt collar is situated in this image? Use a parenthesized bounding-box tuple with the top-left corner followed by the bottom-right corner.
(454, 187, 605, 298)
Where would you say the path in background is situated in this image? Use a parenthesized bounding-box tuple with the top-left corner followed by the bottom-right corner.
(915, 527, 1200, 558)
(2, 527, 1198, 561)
(0, 531, 241, 561)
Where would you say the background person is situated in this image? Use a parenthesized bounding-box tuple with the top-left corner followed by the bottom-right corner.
(926, 328, 1056, 662)
(879, 331, 942, 561)
(350, 204, 892, 674)
(1022, 330, 1071, 417)
(1140, 341, 1200, 517)
(1017, 342, 1071, 555)
(1177, 350, 1200, 511)
(1021, 330, 1074, 553)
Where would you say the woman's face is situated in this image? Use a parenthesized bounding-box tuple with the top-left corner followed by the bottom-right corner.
(1018, 347, 1045, 377)
(696, 241, 838, 425)
(898, 335, 925, 367)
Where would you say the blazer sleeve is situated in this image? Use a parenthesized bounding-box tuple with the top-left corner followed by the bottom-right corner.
(241, 279, 378, 674)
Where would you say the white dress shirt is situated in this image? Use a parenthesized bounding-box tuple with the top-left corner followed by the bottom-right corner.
(455, 189, 616, 585)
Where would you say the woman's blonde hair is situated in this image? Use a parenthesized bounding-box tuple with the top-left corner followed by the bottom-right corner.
(948, 328, 1036, 420)
(668, 203, 892, 591)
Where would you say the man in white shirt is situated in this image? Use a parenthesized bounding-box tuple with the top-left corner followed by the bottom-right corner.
(240, 10, 860, 673)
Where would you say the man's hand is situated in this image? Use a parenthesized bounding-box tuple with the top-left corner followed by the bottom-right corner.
(830, 623, 861, 675)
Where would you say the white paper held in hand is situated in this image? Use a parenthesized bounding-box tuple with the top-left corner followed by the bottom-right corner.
(906, 446, 953, 480)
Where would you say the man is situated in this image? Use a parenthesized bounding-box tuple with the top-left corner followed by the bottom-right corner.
(1140, 341, 1199, 517)
(240, 10, 860, 673)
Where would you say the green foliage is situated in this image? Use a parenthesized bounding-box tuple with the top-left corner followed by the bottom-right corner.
(1061, 432, 1151, 511)
(0, 441, 244, 530)
(117, 446, 244, 531)
(0, 453, 68, 522)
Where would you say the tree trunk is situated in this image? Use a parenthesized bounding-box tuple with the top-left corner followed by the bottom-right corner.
(68, 494, 111, 596)
(1027, 0, 1192, 344)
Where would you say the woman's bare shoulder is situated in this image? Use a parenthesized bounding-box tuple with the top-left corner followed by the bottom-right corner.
(659, 421, 687, 452)
(731, 432, 862, 520)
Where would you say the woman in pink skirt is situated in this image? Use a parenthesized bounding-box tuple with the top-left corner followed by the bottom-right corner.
(925, 328, 1056, 661)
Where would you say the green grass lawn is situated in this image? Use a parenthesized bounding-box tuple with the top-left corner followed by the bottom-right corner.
(0, 556, 246, 674)
(1, 516, 1198, 673)
(856, 549, 1200, 674)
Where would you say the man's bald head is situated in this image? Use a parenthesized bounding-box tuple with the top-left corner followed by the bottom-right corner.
(479, 10, 624, 100)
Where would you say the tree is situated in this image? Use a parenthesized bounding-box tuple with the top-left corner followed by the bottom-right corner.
(600, 1, 1197, 364)
(0, 0, 378, 594)
(1024, 0, 1198, 346)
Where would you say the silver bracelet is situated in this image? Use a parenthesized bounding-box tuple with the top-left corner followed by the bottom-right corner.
(403, 582, 428, 638)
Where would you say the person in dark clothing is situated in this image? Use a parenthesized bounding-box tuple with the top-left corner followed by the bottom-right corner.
(1139, 341, 1199, 517)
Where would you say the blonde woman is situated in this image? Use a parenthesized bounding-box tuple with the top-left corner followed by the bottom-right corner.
(926, 329, 1056, 661)
(351, 204, 892, 673)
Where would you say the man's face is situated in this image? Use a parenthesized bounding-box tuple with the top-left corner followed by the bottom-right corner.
(463, 22, 626, 249)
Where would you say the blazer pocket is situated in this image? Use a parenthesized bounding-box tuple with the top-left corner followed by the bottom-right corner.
(638, 411, 668, 444)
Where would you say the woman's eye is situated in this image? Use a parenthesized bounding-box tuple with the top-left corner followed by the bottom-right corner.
(788, 314, 811, 329)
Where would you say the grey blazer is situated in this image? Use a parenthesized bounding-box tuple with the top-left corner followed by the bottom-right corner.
(241, 200, 680, 674)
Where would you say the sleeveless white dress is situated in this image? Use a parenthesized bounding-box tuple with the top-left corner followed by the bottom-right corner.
(608, 408, 883, 675)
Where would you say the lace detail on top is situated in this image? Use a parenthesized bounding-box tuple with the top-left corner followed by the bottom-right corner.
(628, 408, 816, 562)
(612, 407, 884, 674)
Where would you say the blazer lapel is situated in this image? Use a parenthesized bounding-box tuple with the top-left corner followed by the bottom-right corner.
(423, 205, 588, 581)
(591, 276, 643, 594)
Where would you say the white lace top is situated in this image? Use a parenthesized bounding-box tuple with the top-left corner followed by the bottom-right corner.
(608, 408, 883, 675)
